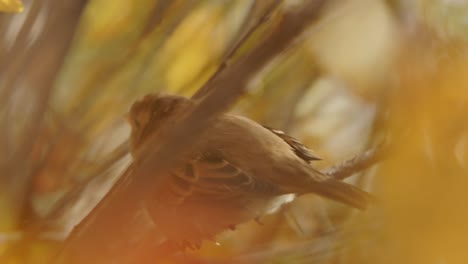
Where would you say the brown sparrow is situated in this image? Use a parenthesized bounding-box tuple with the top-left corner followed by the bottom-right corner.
(127, 93, 371, 249)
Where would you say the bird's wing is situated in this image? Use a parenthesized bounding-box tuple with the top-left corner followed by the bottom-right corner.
(167, 154, 280, 204)
(262, 126, 321, 163)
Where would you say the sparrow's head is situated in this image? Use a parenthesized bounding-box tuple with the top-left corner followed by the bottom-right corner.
(128, 93, 191, 153)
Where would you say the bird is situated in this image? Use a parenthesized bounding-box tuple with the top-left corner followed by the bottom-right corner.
(127, 93, 371, 249)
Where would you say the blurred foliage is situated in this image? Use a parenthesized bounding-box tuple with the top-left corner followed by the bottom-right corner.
(418, 0, 468, 42)
(1, 0, 468, 263)
(375, 41, 468, 264)
(0, 0, 23, 13)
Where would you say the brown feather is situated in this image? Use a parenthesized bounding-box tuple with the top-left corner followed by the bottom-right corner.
(262, 126, 321, 163)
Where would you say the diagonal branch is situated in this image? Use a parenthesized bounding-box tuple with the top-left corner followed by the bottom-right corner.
(192, 0, 283, 100)
(136, 0, 328, 188)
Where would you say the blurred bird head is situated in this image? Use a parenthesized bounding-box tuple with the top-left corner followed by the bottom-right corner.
(127, 93, 191, 154)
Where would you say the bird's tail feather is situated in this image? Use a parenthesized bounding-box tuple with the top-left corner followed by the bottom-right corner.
(308, 179, 371, 210)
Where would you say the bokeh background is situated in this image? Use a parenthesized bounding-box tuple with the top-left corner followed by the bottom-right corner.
(1, 0, 468, 263)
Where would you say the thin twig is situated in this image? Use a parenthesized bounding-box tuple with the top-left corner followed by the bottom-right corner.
(40, 140, 129, 226)
(192, 0, 282, 100)
(323, 144, 388, 180)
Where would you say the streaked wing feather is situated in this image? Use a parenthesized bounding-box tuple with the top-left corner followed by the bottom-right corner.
(262, 125, 321, 163)
(169, 155, 279, 203)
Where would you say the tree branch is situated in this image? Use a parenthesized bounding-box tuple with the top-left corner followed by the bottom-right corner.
(192, 0, 282, 100)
